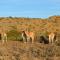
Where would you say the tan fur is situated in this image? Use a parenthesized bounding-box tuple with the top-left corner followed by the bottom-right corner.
(22, 31, 35, 43)
(1, 32, 7, 44)
(48, 32, 56, 44)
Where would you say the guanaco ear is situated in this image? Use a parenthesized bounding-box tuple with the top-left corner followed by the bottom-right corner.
(22, 31, 25, 33)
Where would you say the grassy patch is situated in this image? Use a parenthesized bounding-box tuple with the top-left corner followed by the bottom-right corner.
(7, 30, 22, 41)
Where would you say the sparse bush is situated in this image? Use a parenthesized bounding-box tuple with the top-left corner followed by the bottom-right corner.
(55, 40, 60, 46)
(31, 48, 40, 58)
(7, 30, 22, 41)
(9, 16, 13, 19)
(45, 46, 55, 57)
(55, 33, 60, 46)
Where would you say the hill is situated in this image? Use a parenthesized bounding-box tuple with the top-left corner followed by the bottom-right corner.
(0, 16, 60, 33)
(0, 16, 60, 60)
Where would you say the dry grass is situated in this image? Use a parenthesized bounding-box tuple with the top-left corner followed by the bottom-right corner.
(0, 41, 59, 60)
(0, 16, 60, 60)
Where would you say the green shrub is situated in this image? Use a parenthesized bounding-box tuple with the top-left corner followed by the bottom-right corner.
(7, 30, 23, 41)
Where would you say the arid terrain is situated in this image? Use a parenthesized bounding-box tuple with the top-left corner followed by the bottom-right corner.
(0, 41, 60, 60)
(0, 16, 60, 60)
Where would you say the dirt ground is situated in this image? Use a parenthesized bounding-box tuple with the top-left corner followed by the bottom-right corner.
(0, 41, 59, 60)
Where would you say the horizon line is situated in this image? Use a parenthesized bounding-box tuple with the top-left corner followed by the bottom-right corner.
(0, 15, 60, 19)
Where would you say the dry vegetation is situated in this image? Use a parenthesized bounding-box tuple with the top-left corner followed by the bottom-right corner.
(0, 16, 60, 60)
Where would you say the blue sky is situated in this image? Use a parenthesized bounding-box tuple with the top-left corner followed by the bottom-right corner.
(0, 0, 60, 18)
